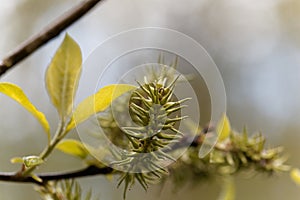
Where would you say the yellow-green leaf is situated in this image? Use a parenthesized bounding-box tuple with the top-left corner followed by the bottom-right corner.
(0, 83, 50, 142)
(46, 34, 82, 120)
(10, 157, 23, 164)
(23, 156, 44, 168)
(66, 84, 136, 132)
(291, 168, 300, 185)
(56, 139, 88, 159)
(31, 174, 43, 183)
(217, 114, 231, 142)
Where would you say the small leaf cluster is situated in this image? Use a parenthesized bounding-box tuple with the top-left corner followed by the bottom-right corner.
(0, 34, 135, 198)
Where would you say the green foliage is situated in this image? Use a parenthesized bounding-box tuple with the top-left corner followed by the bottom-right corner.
(66, 84, 136, 132)
(0, 34, 135, 199)
(46, 34, 82, 122)
(0, 82, 50, 142)
(56, 139, 89, 159)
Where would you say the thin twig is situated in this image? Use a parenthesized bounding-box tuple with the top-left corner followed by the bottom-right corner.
(0, 165, 113, 185)
(0, 0, 105, 77)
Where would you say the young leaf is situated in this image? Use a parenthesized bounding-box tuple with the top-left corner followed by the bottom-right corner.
(0, 83, 50, 142)
(217, 114, 231, 142)
(56, 139, 88, 159)
(290, 168, 300, 185)
(10, 157, 23, 164)
(22, 156, 44, 168)
(46, 34, 82, 121)
(66, 84, 136, 132)
(31, 174, 43, 183)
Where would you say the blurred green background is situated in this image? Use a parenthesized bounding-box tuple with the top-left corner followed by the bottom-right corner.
(0, 0, 300, 199)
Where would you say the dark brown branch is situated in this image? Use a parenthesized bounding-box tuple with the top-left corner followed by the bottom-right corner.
(0, 165, 113, 185)
(0, 0, 105, 77)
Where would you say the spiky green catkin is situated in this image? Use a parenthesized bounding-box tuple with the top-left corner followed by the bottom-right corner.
(94, 58, 187, 199)
(112, 77, 187, 199)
